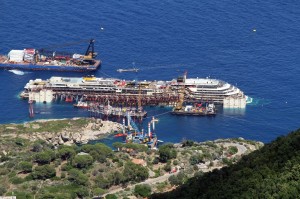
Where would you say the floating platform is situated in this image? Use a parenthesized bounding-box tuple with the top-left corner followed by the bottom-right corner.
(172, 103, 217, 116)
(0, 39, 101, 72)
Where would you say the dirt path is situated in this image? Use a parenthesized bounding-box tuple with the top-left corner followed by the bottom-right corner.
(100, 172, 178, 197)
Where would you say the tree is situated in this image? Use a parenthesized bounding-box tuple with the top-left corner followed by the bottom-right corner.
(189, 154, 204, 165)
(81, 143, 112, 163)
(68, 169, 88, 185)
(134, 184, 152, 197)
(123, 161, 149, 183)
(93, 188, 106, 196)
(34, 150, 55, 164)
(94, 175, 111, 189)
(228, 146, 238, 155)
(73, 154, 93, 169)
(74, 186, 89, 198)
(105, 194, 117, 199)
(34, 152, 52, 164)
(32, 165, 56, 180)
(112, 142, 123, 150)
(58, 147, 76, 160)
(158, 144, 177, 163)
(0, 187, 6, 196)
(18, 161, 33, 173)
(168, 171, 186, 186)
(32, 140, 47, 152)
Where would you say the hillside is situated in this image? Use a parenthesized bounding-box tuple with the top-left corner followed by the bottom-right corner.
(152, 128, 300, 199)
(0, 118, 261, 198)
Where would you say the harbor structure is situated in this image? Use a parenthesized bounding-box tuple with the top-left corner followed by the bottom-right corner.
(20, 74, 248, 108)
(0, 39, 101, 72)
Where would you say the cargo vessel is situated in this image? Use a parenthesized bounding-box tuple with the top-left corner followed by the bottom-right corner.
(0, 39, 101, 72)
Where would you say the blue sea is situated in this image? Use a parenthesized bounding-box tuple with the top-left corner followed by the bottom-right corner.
(0, 1, 299, 143)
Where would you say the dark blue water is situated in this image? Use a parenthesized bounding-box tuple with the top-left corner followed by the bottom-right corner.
(1, 1, 299, 143)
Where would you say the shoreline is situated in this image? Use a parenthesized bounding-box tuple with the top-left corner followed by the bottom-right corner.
(1, 117, 124, 145)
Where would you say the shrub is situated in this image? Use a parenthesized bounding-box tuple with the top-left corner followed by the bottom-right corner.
(94, 175, 110, 189)
(123, 162, 149, 183)
(106, 194, 118, 199)
(93, 188, 106, 196)
(0, 152, 10, 162)
(34, 150, 55, 164)
(32, 140, 45, 152)
(182, 140, 194, 147)
(0, 168, 9, 175)
(74, 186, 89, 198)
(61, 163, 73, 171)
(68, 169, 88, 186)
(173, 160, 179, 165)
(32, 165, 56, 180)
(228, 146, 238, 155)
(58, 146, 76, 160)
(10, 176, 25, 184)
(61, 172, 66, 178)
(15, 138, 26, 146)
(163, 163, 171, 172)
(152, 157, 159, 164)
(73, 154, 93, 169)
(134, 184, 152, 197)
(159, 144, 177, 163)
(19, 161, 33, 173)
(189, 154, 204, 165)
(0, 187, 6, 195)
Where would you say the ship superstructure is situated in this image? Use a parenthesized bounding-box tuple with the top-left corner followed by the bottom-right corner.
(21, 74, 248, 108)
(169, 73, 246, 107)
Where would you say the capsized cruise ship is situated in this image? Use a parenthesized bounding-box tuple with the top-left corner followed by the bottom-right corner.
(21, 74, 248, 108)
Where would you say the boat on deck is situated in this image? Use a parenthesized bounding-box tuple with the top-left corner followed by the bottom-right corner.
(73, 101, 90, 108)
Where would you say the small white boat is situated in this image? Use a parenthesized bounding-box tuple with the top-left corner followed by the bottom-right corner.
(8, 69, 25, 75)
(117, 67, 139, 73)
(73, 101, 90, 108)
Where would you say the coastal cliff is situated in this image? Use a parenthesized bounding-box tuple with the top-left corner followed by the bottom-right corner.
(0, 118, 123, 145)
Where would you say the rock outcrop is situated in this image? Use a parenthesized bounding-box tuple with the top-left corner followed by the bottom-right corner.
(19, 118, 123, 145)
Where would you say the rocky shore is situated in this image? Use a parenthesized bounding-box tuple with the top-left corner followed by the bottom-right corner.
(1, 118, 123, 145)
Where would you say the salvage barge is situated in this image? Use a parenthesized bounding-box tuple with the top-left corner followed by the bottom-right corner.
(20, 73, 249, 108)
(171, 103, 216, 116)
(0, 39, 101, 72)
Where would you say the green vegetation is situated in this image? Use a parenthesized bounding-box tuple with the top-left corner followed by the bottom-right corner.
(72, 154, 94, 169)
(32, 165, 56, 180)
(228, 146, 238, 155)
(151, 129, 300, 199)
(123, 161, 149, 183)
(113, 142, 148, 152)
(68, 169, 89, 186)
(105, 194, 118, 199)
(0, 118, 262, 198)
(58, 146, 76, 160)
(134, 184, 152, 197)
(18, 161, 33, 173)
(158, 143, 177, 163)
